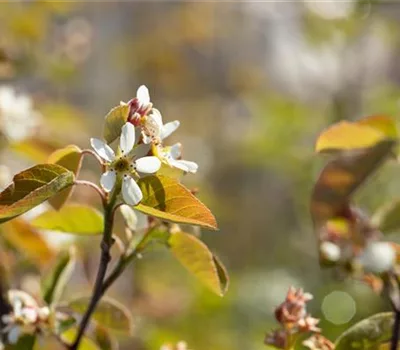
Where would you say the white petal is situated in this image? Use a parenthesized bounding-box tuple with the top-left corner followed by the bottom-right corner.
(178, 160, 198, 173)
(358, 242, 396, 273)
(136, 211, 149, 231)
(8, 326, 20, 344)
(1, 315, 12, 324)
(120, 205, 138, 231)
(170, 143, 182, 159)
(13, 299, 22, 317)
(122, 176, 143, 205)
(90, 138, 115, 162)
(100, 171, 116, 192)
(21, 308, 38, 323)
(169, 159, 189, 172)
(161, 120, 180, 140)
(135, 156, 161, 173)
(120, 123, 136, 154)
(149, 108, 163, 129)
(137, 85, 150, 106)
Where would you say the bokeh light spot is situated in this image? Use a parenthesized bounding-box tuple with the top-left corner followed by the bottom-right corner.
(322, 291, 356, 325)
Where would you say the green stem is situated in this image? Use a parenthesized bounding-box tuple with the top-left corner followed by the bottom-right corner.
(391, 309, 400, 350)
(101, 228, 154, 296)
(69, 190, 117, 350)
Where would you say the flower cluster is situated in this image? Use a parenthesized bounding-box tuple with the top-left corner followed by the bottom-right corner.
(265, 287, 324, 349)
(1, 290, 50, 347)
(302, 334, 335, 350)
(0, 86, 41, 143)
(317, 207, 397, 292)
(127, 86, 198, 174)
(91, 85, 198, 206)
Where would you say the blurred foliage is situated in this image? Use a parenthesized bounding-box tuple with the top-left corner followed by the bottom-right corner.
(2, 1, 400, 349)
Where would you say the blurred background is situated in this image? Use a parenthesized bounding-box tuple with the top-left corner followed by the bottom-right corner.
(1, 1, 400, 349)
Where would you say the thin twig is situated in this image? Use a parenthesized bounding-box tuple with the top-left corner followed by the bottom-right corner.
(69, 193, 116, 350)
(391, 309, 400, 350)
(81, 149, 105, 171)
(388, 274, 400, 350)
(74, 180, 106, 206)
(101, 228, 154, 295)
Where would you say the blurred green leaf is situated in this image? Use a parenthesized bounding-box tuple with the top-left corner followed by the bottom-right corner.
(41, 248, 76, 305)
(0, 164, 74, 223)
(103, 104, 129, 144)
(2, 218, 55, 267)
(31, 204, 103, 235)
(357, 115, 398, 139)
(68, 297, 133, 334)
(6, 334, 36, 350)
(372, 199, 400, 234)
(62, 328, 100, 350)
(335, 312, 393, 349)
(93, 324, 119, 350)
(213, 254, 229, 294)
(315, 116, 396, 154)
(169, 231, 229, 296)
(135, 175, 218, 230)
(378, 342, 400, 349)
(48, 145, 82, 210)
(10, 138, 57, 163)
(311, 140, 396, 225)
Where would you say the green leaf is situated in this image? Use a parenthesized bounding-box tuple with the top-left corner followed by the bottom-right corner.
(378, 342, 400, 349)
(315, 116, 397, 154)
(357, 115, 398, 139)
(335, 312, 393, 350)
(10, 138, 57, 163)
(213, 254, 229, 294)
(0, 164, 75, 223)
(31, 204, 103, 235)
(61, 328, 100, 350)
(68, 297, 133, 334)
(41, 248, 76, 305)
(372, 200, 400, 234)
(135, 175, 218, 230)
(103, 103, 129, 144)
(6, 334, 36, 350)
(169, 231, 229, 296)
(1, 218, 55, 267)
(48, 145, 82, 210)
(93, 324, 119, 350)
(311, 140, 396, 225)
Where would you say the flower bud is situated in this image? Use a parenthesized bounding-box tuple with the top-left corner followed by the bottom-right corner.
(358, 241, 396, 274)
(320, 241, 341, 263)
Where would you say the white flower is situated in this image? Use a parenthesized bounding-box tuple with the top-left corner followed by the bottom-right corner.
(142, 109, 180, 145)
(320, 241, 341, 262)
(0, 86, 41, 142)
(91, 123, 161, 206)
(2, 290, 42, 344)
(358, 241, 396, 274)
(160, 143, 198, 174)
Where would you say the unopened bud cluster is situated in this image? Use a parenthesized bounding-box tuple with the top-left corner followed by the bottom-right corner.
(318, 207, 396, 289)
(265, 287, 327, 349)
